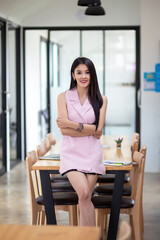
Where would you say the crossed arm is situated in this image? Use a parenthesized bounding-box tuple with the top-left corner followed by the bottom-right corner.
(56, 92, 108, 139)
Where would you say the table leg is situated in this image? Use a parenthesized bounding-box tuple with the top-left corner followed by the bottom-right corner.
(107, 171, 125, 240)
(40, 170, 57, 225)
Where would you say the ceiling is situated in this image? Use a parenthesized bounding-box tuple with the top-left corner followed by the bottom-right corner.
(0, 0, 140, 27)
(0, 0, 54, 24)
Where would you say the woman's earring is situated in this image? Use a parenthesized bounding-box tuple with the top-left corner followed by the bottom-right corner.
(73, 78, 76, 81)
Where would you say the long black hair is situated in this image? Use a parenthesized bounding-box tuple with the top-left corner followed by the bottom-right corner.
(70, 57, 103, 130)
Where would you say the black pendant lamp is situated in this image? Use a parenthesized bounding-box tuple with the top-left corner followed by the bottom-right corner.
(78, 0, 101, 7)
(85, 5, 105, 15)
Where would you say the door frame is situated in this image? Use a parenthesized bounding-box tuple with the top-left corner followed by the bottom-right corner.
(0, 19, 7, 175)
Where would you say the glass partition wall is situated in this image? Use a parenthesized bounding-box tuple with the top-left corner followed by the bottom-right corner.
(0, 21, 5, 174)
(25, 28, 139, 153)
(49, 31, 80, 142)
(0, 20, 21, 175)
(105, 30, 136, 137)
(25, 30, 48, 151)
(8, 24, 18, 164)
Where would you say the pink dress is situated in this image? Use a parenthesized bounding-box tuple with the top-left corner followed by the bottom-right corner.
(59, 88, 105, 175)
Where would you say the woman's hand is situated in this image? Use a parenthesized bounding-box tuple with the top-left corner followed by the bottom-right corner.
(56, 117, 70, 129)
(93, 129, 102, 139)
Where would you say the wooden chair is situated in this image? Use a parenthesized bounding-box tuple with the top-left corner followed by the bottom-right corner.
(36, 139, 74, 192)
(43, 137, 51, 152)
(139, 146, 147, 233)
(131, 132, 140, 154)
(26, 150, 78, 226)
(96, 133, 140, 187)
(36, 141, 48, 158)
(26, 150, 46, 225)
(92, 150, 146, 240)
(47, 132, 56, 146)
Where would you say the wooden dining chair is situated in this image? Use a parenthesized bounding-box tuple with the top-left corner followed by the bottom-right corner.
(47, 132, 56, 146)
(92, 150, 146, 240)
(96, 133, 140, 187)
(131, 132, 140, 154)
(139, 145, 147, 233)
(36, 139, 75, 193)
(26, 150, 46, 225)
(94, 146, 146, 196)
(124, 132, 140, 188)
(26, 150, 78, 226)
(36, 141, 48, 158)
(43, 137, 51, 152)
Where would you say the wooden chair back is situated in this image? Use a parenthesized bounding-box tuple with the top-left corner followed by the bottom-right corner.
(131, 132, 140, 154)
(26, 150, 45, 224)
(47, 132, 56, 146)
(26, 151, 39, 198)
(36, 142, 47, 157)
(43, 137, 51, 152)
(130, 150, 145, 202)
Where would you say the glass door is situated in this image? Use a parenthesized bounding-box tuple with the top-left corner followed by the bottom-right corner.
(81, 30, 104, 94)
(25, 30, 48, 152)
(0, 21, 6, 175)
(105, 30, 136, 139)
(7, 23, 18, 166)
(0, 22, 3, 172)
(40, 37, 48, 140)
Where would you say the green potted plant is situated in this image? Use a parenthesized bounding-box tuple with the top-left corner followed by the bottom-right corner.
(114, 137, 123, 148)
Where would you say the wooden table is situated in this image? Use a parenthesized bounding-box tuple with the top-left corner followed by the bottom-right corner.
(32, 135, 132, 240)
(0, 224, 100, 240)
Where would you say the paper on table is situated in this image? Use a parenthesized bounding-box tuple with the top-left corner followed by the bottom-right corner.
(102, 145, 110, 148)
(38, 154, 60, 160)
(103, 160, 134, 166)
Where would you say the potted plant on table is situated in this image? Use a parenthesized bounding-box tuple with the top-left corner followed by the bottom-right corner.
(114, 137, 123, 148)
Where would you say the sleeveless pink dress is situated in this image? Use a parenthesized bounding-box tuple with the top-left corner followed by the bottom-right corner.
(59, 88, 105, 175)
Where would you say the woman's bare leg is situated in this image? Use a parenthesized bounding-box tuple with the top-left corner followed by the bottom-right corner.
(85, 174, 98, 226)
(67, 171, 97, 226)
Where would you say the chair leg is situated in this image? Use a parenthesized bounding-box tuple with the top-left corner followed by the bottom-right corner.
(37, 211, 41, 225)
(31, 208, 39, 225)
(103, 212, 108, 233)
(77, 205, 80, 226)
(141, 201, 144, 232)
(41, 210, 46, 225)
(68, 205, 78, 226)
(95, 209, 106, 239)
(131, 211, 143, 240)
(130, 215, 135, 240)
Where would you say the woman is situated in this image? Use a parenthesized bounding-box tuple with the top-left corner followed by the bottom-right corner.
(56, 57, 107, 226)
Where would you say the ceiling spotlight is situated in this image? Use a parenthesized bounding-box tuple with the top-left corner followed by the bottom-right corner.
(78, 0, 101, 7)
(85, 6, 105, 15)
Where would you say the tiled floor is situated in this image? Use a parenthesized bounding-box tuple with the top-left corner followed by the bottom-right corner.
(0, 162, 160, 239)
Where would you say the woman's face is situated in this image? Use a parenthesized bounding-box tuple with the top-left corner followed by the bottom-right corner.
(72, 64, 90, 89)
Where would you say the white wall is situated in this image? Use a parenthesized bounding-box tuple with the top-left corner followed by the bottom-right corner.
(141, 0, 160, 172)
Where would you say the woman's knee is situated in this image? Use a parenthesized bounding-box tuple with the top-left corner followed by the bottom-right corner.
(78, 188, 91, 202)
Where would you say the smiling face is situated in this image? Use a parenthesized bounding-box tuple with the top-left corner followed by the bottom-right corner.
(72, 64, 90, 89)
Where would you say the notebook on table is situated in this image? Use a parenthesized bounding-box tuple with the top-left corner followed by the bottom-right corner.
(38, 154, 60, 160)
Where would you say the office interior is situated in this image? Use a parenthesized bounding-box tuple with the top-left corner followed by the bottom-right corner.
(0, 0, 160, 239)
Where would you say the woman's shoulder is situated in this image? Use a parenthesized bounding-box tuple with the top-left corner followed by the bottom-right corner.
(58, 91, 66, 98)
(58, 88, 76, 102)
(102, 95, 108, 104)
(57, 92, 66, 103)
